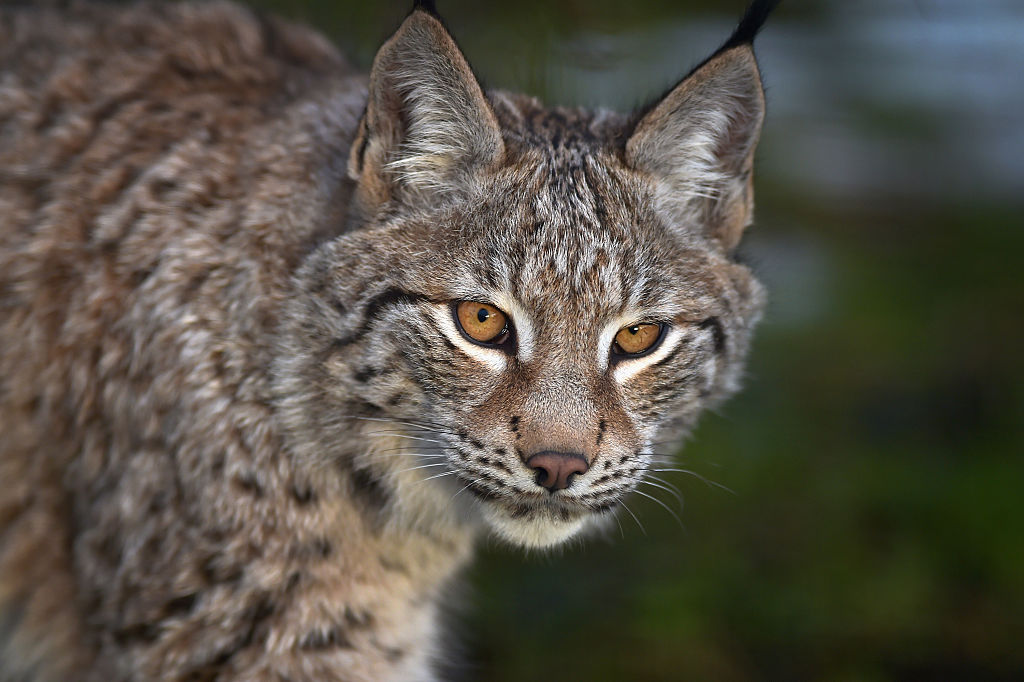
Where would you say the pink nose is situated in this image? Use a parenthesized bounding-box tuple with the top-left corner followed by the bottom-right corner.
(525, 452, 589, 492)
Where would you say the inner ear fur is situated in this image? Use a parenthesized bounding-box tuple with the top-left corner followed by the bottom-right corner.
(626, 45, 766, 251)
(348, 8, 504, 218)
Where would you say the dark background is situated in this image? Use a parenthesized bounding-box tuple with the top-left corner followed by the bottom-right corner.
(252, 0, 1024, 679)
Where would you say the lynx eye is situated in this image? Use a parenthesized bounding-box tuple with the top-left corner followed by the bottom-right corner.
(454, 301, 510, 345)
(612, 322, 665, 357)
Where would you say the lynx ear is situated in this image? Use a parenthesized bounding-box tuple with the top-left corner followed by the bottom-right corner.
(349, 6, 504, 216)
(626, 9, 771, 250)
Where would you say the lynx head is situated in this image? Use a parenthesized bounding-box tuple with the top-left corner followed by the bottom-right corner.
(275, 1, 773, 548)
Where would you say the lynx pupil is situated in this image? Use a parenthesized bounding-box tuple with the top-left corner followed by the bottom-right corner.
(477, 307, 489, 323)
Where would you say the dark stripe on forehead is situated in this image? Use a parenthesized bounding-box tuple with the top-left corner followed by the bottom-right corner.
(588, 162, 610, 228)
(331, 288, 433, 351)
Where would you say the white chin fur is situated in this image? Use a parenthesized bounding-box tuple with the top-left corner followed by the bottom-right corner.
(481, 504, 588, 549)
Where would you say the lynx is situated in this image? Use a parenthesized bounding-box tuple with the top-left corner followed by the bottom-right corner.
(0, 0, 775, 679)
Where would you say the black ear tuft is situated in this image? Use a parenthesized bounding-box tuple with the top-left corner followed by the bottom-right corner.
(412, 0, 440, 18)
(720, 0, 781, 51)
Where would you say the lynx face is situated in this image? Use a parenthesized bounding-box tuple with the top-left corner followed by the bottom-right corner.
(276, 6, 767, 548)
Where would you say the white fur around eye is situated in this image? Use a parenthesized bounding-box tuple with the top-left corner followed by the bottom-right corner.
(611, 326, 684, 384)
(489, 293, 535, 362)
(431, 304, 507, 372)
(596, 320, 623, 371)
(598, 312, 667, 371)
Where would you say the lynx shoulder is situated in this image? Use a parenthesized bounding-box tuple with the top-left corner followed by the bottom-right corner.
(0, 1, 776, 680)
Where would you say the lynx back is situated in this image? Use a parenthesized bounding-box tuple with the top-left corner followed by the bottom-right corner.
(0, 1, 776, 680)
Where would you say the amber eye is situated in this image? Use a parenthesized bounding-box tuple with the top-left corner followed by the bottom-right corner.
(612, 322, 664, 357)
(454, 301, 510, 345)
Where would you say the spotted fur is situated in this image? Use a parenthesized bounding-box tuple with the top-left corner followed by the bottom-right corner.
(0, 1, 773, 680)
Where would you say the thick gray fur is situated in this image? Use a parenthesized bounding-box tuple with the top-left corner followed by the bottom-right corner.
(0, 2, 770, 680)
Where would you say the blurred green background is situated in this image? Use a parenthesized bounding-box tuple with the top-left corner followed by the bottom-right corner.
(257, 0, 1023, 679)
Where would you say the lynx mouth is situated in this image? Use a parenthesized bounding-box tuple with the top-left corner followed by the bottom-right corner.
(459, 477, 592, 515)
(458, 477, 609, 548)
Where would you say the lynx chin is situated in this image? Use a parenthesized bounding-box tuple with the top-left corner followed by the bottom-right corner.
(0, 0, 777, 679)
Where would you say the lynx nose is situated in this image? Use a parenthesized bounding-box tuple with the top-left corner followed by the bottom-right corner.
(525, 452, 589, 492)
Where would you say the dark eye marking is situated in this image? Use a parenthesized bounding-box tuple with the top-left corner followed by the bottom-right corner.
(698, 317, 726, 354)
(647, 317, 727, 371)
(331, 288, 433, 351)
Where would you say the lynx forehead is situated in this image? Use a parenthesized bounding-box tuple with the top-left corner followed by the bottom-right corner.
(0, 0, 776, 679)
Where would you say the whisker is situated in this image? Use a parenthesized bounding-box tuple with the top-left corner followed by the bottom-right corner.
(610, 509, 625, 539)
(367, 431, 447, 445)
(341, 415, 449, 434)
(650, 468, 735, 495)
(450, 476, 485, 503)
(619, 501, 646, 536)
(646, 460, 676, 469)
(419, 470, 457, 484)
(645, 473, 684, 498)
(639, 479, 684, 511)
(394, 462, 452, 476)
(365, 428, 450, 441)
(373, 449, 446, 457)
(631, 488, 685, 529)
(376, 454, 447, 464)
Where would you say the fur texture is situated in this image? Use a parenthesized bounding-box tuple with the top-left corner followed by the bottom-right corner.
(0, 2, 771, 680)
